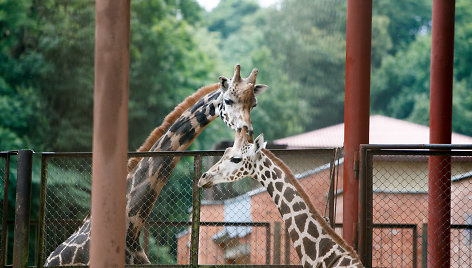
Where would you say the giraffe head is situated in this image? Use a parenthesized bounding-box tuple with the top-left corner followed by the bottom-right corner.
(198, 129, 266, 188)
(219, 64, 268, 136)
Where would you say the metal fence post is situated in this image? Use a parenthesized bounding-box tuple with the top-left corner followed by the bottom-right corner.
(284, 227, 290, 265)
(190, 155, 202, 267)
(328, 149, 336, 228)
(265, 224, 271, 264)
(1, 153, 11, 268)
(36, 155, 49, 268)
(359, 146, 373, 268)
(422, 222, 428, 268)
(358, 145, 368, 266)
(13, 150, 33, 268)
(365, 152, 373, 268)
(413, 225, 417, 268)
(273, 222, 281, 264)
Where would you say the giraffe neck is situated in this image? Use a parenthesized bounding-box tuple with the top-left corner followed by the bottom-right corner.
(125, 89, 223, 245)
(44, 87, 223, 266)
(256, 149, 363, 267)
(127, 83, 219, 172)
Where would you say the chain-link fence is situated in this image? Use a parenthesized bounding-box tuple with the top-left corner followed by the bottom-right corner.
(359, 145, 472, 268)
(4, 146, 472, 267)
(36, 148, 341, 267)
(3, 146, 471, 267)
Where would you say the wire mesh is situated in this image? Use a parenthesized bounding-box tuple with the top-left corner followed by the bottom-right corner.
(192, 149, 340, 266)
(371, 224, 417, 268)
(42, 155, 92, 262)
(140, 155, 195, 264)
(40, 149, 339, 266)
(363, 148, 472, 268)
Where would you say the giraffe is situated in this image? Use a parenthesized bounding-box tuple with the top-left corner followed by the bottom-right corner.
(44, 65, 268, 266)
(198, 130, 364, 268)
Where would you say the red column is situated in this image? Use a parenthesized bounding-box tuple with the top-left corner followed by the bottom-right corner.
(344, 0, 372, 246)
(90, 0, 130, 267)
(428, 0, 455, 267)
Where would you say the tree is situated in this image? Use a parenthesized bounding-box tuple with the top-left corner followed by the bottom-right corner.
(371, 0, 472, 136)
(451, 0, 472, 136)
(0, 0, 46, 150)
(261, 0, 347, 132)
(371, 15, 393, 68)
(371, 35, 431, 122)
(373, 0, 432, 53)
(127, 0, 223, 151)
(206, 0, 260, 39)
(35, 0, 96, 151)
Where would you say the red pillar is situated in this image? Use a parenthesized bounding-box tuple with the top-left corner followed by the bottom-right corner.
(344, 0, 372, 246)
(428, 0, 455, 267)
(90, 0, 130, 267)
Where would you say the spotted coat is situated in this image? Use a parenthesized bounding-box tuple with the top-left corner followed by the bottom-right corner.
(44, 65, 268, 266)
(199, 133, 364, 268)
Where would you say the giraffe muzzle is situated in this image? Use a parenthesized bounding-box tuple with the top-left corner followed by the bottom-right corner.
(198, 172, 214, 188)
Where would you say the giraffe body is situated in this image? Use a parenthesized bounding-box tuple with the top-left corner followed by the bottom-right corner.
(198, 132, 364, 268)
(45, 65, 268, 266)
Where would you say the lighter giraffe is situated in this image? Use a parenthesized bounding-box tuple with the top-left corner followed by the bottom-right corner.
(198, 130, 364, 267)
(44, 65, 268, 266)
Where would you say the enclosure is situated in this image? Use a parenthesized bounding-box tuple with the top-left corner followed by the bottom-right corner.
(1, 0, 469, 266)
(1, 145, 472, 267)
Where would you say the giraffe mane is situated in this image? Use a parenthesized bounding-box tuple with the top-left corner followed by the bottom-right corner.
(127, 83, 220, 172)
(261, 148, 362, 262)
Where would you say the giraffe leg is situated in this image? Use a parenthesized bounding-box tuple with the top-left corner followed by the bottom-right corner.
(125, 246, 150, 264)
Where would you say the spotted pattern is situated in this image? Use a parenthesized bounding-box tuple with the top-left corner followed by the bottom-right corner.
(199, 135, 364, 267)
(44, 67, 266, 266)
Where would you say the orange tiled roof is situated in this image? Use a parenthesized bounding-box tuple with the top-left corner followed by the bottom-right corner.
(274, 115, 472, 148)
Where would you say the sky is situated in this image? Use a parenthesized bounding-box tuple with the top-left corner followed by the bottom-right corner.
(196, 0, 277, 11)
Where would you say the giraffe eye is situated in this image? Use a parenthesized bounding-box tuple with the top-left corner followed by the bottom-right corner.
(230, 157, 242, 163)
(224, 99, 234, 105)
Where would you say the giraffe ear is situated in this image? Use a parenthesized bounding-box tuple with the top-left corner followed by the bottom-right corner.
(254, 84, 268, 96)
(219, 76, 229, 92)
(254, 134, 266, 153)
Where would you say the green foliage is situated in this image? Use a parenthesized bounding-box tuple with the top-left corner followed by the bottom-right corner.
(0, 0, 44, 150)
(206, 0, 260, 38)
(453, 80, 472, 136)
(373, 0, 432, 52)
(454, 0, 472, 82)
(36, 0, 95, 151)
(371, 15, 392, 68)
(128, 0, 219, 150)
(371, 35, 432, 120)
(371, 0, 472, 136)
(0, 87, 39, 149)
(0, 0, 220, 151)
(1, 0, 469, 150)
(259, 0, 347, 133)
(206, 0, 349, 139)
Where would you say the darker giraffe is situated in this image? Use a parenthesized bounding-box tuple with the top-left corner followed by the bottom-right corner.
(198, 131, 364, 267)
(44, 65, 268, 266)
